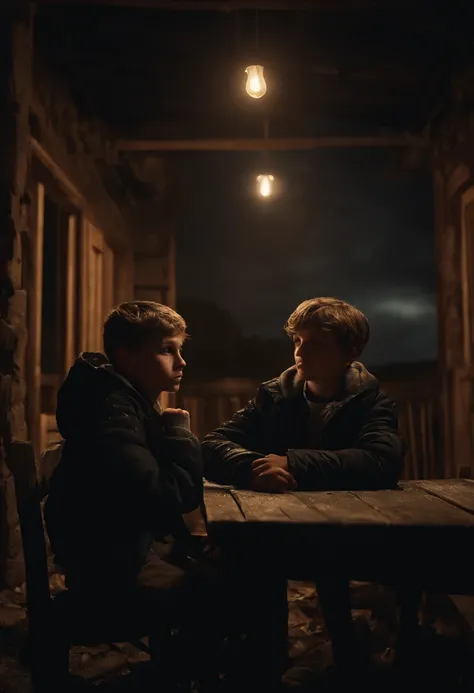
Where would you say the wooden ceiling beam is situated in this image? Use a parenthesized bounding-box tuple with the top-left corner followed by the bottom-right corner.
(35, 0, 403, 10)
(116, 134, 426, 152)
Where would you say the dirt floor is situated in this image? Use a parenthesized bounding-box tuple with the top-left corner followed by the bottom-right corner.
(1, 578, 473, 692)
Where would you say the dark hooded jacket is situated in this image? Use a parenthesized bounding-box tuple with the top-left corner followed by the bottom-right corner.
(202, 363, 404, 491)
(44, 353, 203, 583)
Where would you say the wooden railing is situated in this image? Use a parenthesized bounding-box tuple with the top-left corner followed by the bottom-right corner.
(176, 368, 442, 481)
(175, 377, 258, 444)
(380, 376, 440, 479)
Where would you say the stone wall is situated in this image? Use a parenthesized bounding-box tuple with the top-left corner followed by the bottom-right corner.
(0, 6, 34, 590)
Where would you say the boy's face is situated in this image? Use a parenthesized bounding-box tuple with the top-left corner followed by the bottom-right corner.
(116, 333, 186, 401)
(293, 327, 354, 382)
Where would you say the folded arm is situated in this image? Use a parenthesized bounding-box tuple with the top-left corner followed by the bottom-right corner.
(286, 395, 405, 491)
(97, 393, 201, 533)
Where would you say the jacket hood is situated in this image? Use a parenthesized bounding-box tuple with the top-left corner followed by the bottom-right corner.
(263, 362, 379, 402)
(56, 352, 148, 440)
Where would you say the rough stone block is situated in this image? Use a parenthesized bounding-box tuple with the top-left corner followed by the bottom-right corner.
(1, 463, 24, 589)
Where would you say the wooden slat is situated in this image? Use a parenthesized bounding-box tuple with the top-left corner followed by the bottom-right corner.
(397, 406, 408, 480)
(216, 396, 228, 427)
(426, 398, 437, 477)
(35, 0, 410, 9)
(78, 217, 90, 351)
(420, 401, 429, 478)
(64, 214, 77, 372)
(204, 488, 245, 524)
(295, 491, 389, 525)
(353, 485, 474, 526)
(406, 401, 418, 479)
(416, 479, 474, 515)
(102, 242, 115, 322)
(84, 223, 105, 352)
(231, 490, 328, 523)
(95, 246, 104, 349)
(28, 182, 45, 460)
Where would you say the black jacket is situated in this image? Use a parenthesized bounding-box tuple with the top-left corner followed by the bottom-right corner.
(44, 353, 203, 580)
(202, 363, 404, 491)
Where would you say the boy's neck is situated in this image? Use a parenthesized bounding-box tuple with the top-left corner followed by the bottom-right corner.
(306, 377, 343, 400)
(115, 366, 162, 405)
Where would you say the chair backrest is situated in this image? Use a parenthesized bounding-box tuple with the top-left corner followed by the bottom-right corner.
(8, 441, 52, 618)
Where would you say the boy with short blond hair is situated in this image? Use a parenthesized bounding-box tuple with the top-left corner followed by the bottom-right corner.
(46, 300, 201, 586)
(203, 296, 402, 492)
(202, 296, 405, 674)
(45, 301, 285, 690)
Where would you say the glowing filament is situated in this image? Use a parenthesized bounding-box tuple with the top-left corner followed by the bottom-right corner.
(245, 65, 267, 99)
(257, 174, 274, 197)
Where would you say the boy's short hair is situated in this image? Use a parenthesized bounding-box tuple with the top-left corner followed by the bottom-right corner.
(284, 297, 370, 356)
(103, 301, 187, 364)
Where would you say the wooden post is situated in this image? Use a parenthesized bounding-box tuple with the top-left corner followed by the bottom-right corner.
(64, 214, 77, 372)
(78, 217, 90, 352)
(27, 183, 45, 459)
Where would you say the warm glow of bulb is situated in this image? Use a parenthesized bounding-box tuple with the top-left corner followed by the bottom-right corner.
(245, 65, 267, 99)
(257, 174, 274, 198)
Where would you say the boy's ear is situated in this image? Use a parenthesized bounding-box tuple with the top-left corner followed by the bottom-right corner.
(113, 346, 131, 370)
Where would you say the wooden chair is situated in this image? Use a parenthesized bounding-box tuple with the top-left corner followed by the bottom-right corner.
(8, 440, 172, 691)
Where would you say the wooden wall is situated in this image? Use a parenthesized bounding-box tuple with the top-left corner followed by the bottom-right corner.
(436, 161, 474, 479)
(26, 178, 123, 455)
(79, 219, 115, 353)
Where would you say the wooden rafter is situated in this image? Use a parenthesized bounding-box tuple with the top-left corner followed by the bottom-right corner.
(116, 134, 426, 152)
(35, 1, 406, 10)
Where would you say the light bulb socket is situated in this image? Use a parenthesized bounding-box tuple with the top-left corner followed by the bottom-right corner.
(244, 50, 265, 66)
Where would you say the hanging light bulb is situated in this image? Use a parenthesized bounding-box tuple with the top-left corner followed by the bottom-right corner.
(245, 65, 267, 99)
(257, 174, 274, 198)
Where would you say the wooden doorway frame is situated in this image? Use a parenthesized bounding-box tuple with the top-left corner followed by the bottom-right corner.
(28, 140, 117, 454)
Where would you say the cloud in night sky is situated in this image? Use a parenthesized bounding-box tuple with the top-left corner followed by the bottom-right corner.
(175, 146, 435, 367)
(371, 296, 436, 320)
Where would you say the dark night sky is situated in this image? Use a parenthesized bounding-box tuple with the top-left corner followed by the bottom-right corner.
(175, 147, 435, 368)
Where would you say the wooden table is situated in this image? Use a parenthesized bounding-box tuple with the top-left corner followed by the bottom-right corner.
(204, 479, 474, 592)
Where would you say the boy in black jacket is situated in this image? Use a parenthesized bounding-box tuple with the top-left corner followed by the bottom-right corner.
(45, 301, 203, 592)
(45, 301, 285, 689)
(202, 297, 405, 672)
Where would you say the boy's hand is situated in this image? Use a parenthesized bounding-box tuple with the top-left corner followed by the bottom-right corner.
(162, 408, 191, 430)
(250, 457, 297, 493)
(252, 454, 289, 472)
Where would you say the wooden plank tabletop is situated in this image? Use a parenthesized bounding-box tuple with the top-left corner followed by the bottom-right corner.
(204, 479, 474, 529)
(204, 480, 474, 589)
